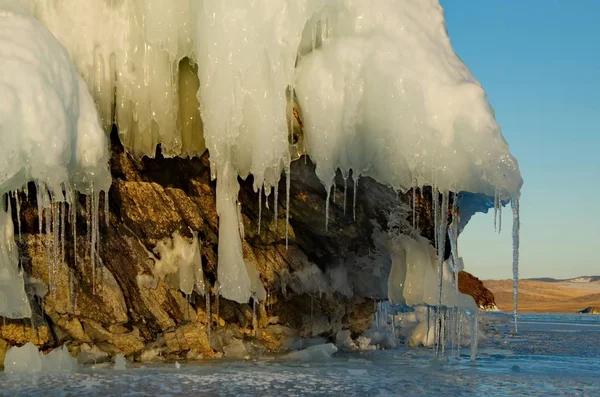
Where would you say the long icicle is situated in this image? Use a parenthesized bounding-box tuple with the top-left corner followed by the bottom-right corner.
(470, 311, 478, 362)
(325, 184, 331, 231)
(258, 187, 262, 235)
(60, 201, 65, 285)
(72, 194, 78, 310)
(512, 198, 520, 333)
(285, 166, 291, 249)
(493, 187, 499, 232)
(15, 191, 21, 242)
(498, 200, 502, 234)
(352, 176, 358, 221)
(273, 181, 279, 232)
(45, 197, 52, 292)
(412, 186, 416, 229)
(435, 191, 449, 355)
(205, 284, 211, 340)
(85, 193, 91, 288)
(104, 189, 110, 229)
(94, 190, 101, 291)
(343, 177, 347, 216)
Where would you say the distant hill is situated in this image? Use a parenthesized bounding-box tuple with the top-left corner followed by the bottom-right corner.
(527, 276, 600, 283)
(484, 278, 600, 313)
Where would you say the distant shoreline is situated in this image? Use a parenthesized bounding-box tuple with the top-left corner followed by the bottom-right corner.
(483, 278, 600, 314)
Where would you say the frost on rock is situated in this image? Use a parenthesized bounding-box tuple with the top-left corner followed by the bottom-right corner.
(0, 10, 111, 318)
(4, 343, 77, 373)
(147, 231, 205, 295)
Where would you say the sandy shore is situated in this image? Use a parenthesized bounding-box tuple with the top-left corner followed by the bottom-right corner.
(483, 279, 600, 313)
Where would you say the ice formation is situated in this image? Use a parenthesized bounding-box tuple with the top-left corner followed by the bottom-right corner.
(0, 0, 521, 362)
(3, 343, 77, 373)
(15, 0, 522, 307)
(145, 231, 205, 295)
(0, 8, 111, 318)
(284, 343, 338, 360)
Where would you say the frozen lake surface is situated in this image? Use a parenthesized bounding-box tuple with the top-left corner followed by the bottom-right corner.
(1, 313, 599, 396)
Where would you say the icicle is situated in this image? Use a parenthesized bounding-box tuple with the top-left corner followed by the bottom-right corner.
(285, 167, 291, 249)
(449, 193, 460, 294)
(85, 194, 91, 277)
(252, 294, 257, 336)
(332, 179, 336, 204)
(104, 190, 110, 229)
(35, 182, 44, 236)
(498, 202, 502, 234)
(457, 310, 463, 358)
(71, 196, 77, 311)
(52, 200, 59, 299)
(493, 187, 499, 232)
(352, 176, 358, 221)
(258, 187, 262, 235)
(88, 191, 96, 293)
(214, 282, 220, 329)
(343, 177, 347, 216)
(45, 200, 52, 292)
(426, 306, 431, 346)
(205, 284, 211, 340)
(412, 186, 416, 229)
(440, 308, 446, 356)
(237, 201, 244, 240)
(325, 184, 331, 231)
(15, 191, 21, 242)
(432, 186, 438, 249)
(273, 181, 279, 232)
(470, 311, 478, 362)
(435, 191, 449, 355)
(60, 202, 65, 282)
(93, 190, 101, 291)
(512, 198, 520, 333)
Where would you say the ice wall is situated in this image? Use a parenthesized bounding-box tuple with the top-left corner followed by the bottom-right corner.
(0, 9, 111, 318)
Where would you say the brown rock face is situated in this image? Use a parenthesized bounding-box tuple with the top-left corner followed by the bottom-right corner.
(0, 128, 459, 360)
(458, 271, 497, 310)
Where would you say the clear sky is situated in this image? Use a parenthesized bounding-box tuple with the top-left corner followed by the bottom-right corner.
(440, 0, 600, 280)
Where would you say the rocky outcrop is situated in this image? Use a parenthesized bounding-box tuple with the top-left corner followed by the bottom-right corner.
(0, 129, 459, 362)
(579, 307, 600, 314)
(458, 271, 497, 311)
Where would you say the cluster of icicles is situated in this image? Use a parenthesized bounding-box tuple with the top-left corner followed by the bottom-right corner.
(0, 184, 109, 319)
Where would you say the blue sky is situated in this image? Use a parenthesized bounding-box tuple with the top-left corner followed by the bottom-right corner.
(440, 0, 600, 279)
